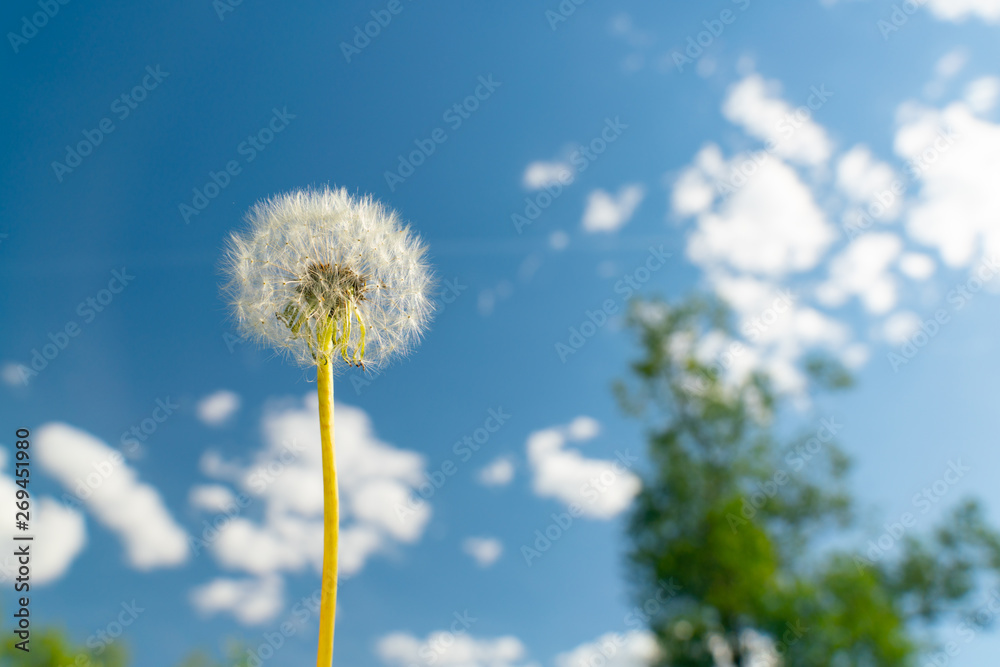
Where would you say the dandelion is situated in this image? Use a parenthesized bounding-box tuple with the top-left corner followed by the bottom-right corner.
(221, 186, 435, 665)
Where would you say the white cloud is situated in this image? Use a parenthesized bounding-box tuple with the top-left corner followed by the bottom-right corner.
(549, 230, 570, 251)
(937, 49, 969, 79)
(671, 63, 1000, 395)
(1, 363, 23, 387)
(672, 170, 715, 217)
(209, 516, 317, 577)
(610, 13, 653, 49)
(339, 525, 384, 575)
(883, 311, 922, 344)
(896, 101, 1000, 267)
(708, 272, 851, 393)
(198, 449, 245, 482)
(924, 49, 969, 100)
(581, 185, 646, 233)
(463, 537, 503, 567)
(0, 450, 86, 585)
(566, 415, 600, 440)
(377, 632, 529, 667)
(965, 76, 1000, 114)
(816, 233, 903, 314)
(685, 156, 836, 277)
(842, 342, 871, 369)
(668, 72, 868, 394)
(672, 144, 726, 217)
(189, 484, 237, 513)
(925, 0, 1000, 23)
(669, 71, 931, 394)
(555, 631, 659, 667)
(35, 423, 188, 570)
(29, 498, 87, 584)
(526, 417, 639, 519)
(828, 0, 1000, 23)
(477, 457, 515, 487)
(192, 396, 430, 623)
(711, 278, 846, 361)
(898, 252, 936, 280)
(190, 575, 284, 626)
(836, 145, 900, 218)
(707, 273, 784, 318)
(522, 161, 573, 190)
(196, 390, 241, 426)
(722, 74, 833, 166)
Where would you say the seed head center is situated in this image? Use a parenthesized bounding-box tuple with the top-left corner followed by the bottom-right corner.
(298, 262, 369, 314)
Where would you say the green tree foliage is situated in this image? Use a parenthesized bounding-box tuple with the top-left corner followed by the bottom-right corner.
(174, 644, 250, 667)
(618, 296, 1000, 666)
(0, 625, 245, 667)
(0, 627, 127, 666)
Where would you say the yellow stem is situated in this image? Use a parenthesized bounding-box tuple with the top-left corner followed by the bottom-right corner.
(316, 353, 339, 666)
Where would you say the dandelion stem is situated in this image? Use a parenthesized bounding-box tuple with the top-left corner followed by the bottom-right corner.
(316, 342, 339, 666)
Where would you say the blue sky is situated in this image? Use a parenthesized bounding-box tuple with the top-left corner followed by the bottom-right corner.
(4, 0, 1000, 665)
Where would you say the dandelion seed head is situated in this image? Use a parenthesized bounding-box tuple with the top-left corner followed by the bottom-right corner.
(222, 187, 435, 370)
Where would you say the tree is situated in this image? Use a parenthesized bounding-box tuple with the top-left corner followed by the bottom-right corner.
(617, 296, 1000, 666)
(174, 644, 250, 667)
(0, 627, 128, 666)
(0, 623, 246, 667)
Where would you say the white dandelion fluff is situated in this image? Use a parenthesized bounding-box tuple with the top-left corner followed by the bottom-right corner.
(222, 186, 436, 369)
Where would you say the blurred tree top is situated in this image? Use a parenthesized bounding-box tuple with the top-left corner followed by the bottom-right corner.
(0, 627, 246, 666)
(0, 627, 128, 666)
(618, 296, 1000, 666)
